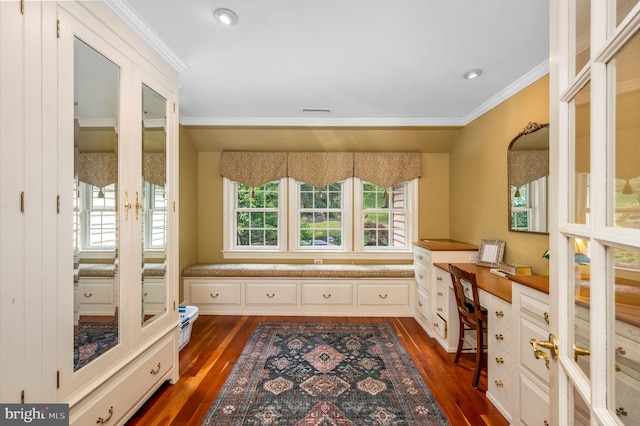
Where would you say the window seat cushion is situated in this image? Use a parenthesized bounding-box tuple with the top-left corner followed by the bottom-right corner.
(182, 263, 414, 279)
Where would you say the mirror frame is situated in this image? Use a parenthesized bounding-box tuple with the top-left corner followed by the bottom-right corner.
(507, 122, 550, 235)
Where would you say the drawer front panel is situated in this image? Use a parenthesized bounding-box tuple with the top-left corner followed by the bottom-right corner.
(433, 267, 449, 289)
(520, 317, 551, 385)
(519, 373, 550, 426)
(488, 367, 512, 411)
(434, 281, 449, 319)
(416, 287, 430, 318)
(414, 263, 430, 291)
(520, 292, 550, 327)
(413, 248, 431, 268)
(71, 336, 173, 425)
(358, 284, 409, 306)
(301, 283, 352, 305)
(490, 296, 513, 331)
(143, 283, 165, 304)
(490, 322, 512, 356)
(190, 282, 241, 305)
(246, 283, 297, 305)
(78, 282, 113, 305)
(433, 314, 447, 339)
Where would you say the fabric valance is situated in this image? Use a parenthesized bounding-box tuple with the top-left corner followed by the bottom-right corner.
(353, 152, 422, 188)
(509, 150, 549, 187)
(220, 151, 422, 188)
(287, 152, 354, 188)
(220, 151, 288, 188)
(143, 152, 166, 187)
(76, 151, 117, 189)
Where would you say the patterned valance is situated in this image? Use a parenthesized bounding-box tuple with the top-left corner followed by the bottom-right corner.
(220, 151, 422, 188)
(353, 152, 422, 188)
(220, 151, 288, 187)
(76, 151, 117, 189)
(144, 152, 166, 187)
(287, 152, 353, 188)
(509, 150, 549, 187)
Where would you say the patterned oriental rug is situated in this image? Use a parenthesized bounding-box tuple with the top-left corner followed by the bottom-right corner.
(202, 322, 450, 425)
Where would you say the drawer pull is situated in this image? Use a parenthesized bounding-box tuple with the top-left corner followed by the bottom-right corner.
(494, 380, 504, 387)
(378, 294, 388, 299)
(495, 334, 504, 340)
(616, 407, 628, 417)
(418, 273, 424, 279)
(417, 254, 423, 260)
(323, 294, 331, 299)
(84, 292, 93, 298)
(436, 276, 443, 281)
(434, 323, 440, 328)
(495, 310, 504, 317)
(144, 292, 148, 297)
(437, 307, 443, 312)
(495, 357, 504, 364)
(437, 291, 443, 296)
(150, 362, 161, 375)
(418, 301, 423, 307)
(543, 312, 549, 324)
(266, 293, 275, 298)
(210, 293, 219, 298)
(616, 346, 626, 355)
(97, 406, 113, 424)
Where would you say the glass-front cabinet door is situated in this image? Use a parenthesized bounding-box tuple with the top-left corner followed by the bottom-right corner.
(552, 0, 640, 424)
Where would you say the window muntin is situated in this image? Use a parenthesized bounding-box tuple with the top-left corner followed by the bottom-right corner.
(361, 182, 408, 249)
(234, 181, 281, 248)
(298, 182, 344, 248)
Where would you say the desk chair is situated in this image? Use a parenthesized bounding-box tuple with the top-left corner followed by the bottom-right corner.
(448, 264, 488, 389)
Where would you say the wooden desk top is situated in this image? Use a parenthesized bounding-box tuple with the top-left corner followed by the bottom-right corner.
(434, 262, 513, 303)
(414, 239, 479, 252)
(508, 274, 550, 294)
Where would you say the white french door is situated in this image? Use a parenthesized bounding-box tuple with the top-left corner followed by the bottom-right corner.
(551, 0, 640, 424)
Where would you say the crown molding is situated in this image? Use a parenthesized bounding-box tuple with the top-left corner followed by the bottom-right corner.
(179, 116, 467, 127)
(105, 0, 189, 74)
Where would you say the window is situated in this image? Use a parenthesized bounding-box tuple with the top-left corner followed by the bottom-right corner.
(144, 182, 167, 249)
(510, 177, 547, 232)
(77, 182, 116, 250)
(224, 177, 416, 259)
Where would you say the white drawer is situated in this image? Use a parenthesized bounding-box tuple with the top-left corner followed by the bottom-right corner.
(615, 369, 640, 423)
(357, 283, 409, 306)
(246, 282, 297, 305)
(433, 314, 447, 339)
(489, 349, 512, 377)
(490, 296, 513, 331)
(434, 280, 449, 319)
(301, 283, 352, 305)
(142, 282, 165, 304)
(414, 248, 431, 267)
(490, 322, 512, 356)
(416, 286, 430, 318)
(520, 316, 551, 386)
(71, 335, 174, 425)
(434, 266, 449, 288)
(518, 372, 550, 426)
(190, 281, 241, 305)
(78, 280, 113, 305)
(520, 292, 550, 327)
(414, 262, 430, 291)
(488, 367, 512, 413)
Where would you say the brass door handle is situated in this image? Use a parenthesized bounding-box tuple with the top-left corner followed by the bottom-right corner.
(530, 333, 559, 360)
(574, 344, 590, 362)
(124, 191, 132, 221)
(135, 191, 142, 220)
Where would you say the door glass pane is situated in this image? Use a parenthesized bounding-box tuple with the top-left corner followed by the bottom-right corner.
(574, 237, 591, 378)
(571, 82, 591, 224)
(610, 30, 640, 230)
(575, 0, 591, 75)
(616, 0, 640, 27)
(611, 247, 640, 424)
(141, 84, 167, 326)
(73, 37, 119, 370)
(573, 384, 591, 424)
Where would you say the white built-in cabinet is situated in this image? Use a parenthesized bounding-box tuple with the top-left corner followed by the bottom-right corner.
(0, 2, 180, 424)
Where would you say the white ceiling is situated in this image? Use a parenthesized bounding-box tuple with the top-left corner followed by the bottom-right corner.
(111, 0, 549, 127)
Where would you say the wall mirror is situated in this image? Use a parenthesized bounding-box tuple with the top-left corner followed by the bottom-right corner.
(508, 122, 549, 234)
(141, 84, 168, 326)
(73, 37, 120, 370)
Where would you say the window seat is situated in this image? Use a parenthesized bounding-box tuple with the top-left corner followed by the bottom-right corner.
(182, 263, 415, 316)
(182, 263, 414, 279)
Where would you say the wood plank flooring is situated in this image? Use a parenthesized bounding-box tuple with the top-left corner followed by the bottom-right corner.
(126, 316, 509, 426)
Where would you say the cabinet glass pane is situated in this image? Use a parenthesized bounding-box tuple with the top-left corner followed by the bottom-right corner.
(141, 84, 167, 326)
(570, 82, 591, 224)
(573, 237, 591, 379)
(73, 37, 120, 371)
(611, 246, 640, 424)
(575, 0, 590, 75)
(573, 384, 591, 424)
(616, 0, 640, 27)
(610, 30, 640, 230)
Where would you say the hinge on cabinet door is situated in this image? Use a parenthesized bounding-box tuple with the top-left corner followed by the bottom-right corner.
(20, 192, 24, 213)
(173, 201, 176, 212)
(56, 195, 60, 213)
(20, 0, 24, 14)
(20, 390, 24, 404)
(173, 301, 176, 311)
(56, 19, 60, 38)
(56, 371, 60, 389)
(173, 102, 176, 113)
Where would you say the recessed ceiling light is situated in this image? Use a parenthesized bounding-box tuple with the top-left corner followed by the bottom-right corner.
(463, 69, 482, 80)
(214, 8, 238, 26)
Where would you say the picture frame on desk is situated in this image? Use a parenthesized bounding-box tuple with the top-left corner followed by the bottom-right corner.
(476, 239, 506, 267)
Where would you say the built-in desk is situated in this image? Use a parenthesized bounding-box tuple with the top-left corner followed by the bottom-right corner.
(433, 262, 514, 302)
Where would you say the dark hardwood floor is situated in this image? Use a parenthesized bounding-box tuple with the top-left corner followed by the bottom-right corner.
(126, 316, 508, 425)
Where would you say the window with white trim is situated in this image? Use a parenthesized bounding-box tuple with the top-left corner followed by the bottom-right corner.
(77, 182, 116, 250)
(224, 177, 416, 258)
(144, 182, 167, 250)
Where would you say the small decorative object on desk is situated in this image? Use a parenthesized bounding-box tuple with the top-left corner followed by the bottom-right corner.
(490, 262, 532, 277)
(476, 239, 506, 267)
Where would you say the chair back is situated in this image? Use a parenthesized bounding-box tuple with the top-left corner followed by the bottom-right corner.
(448, 264, 487, 326)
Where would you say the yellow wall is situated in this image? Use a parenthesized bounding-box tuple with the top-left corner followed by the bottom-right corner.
(178, 126, 199, 302)
(450, 75, 550, 274)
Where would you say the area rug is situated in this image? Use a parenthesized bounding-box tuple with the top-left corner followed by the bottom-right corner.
(202, 322, 450, 425)
(74, 320, 118, 370)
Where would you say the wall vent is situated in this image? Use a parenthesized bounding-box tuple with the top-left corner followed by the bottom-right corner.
(302, 108, 332, 113)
